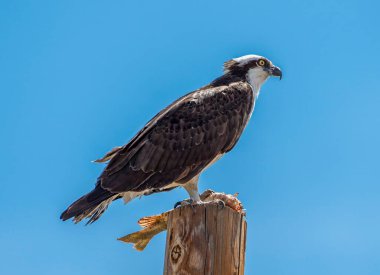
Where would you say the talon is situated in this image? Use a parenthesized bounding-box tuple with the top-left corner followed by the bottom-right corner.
(173, 201, 182, 208)
(190, 199, 199, 208)
(216, 199, 225, 209)
(174, 198, 192, 209)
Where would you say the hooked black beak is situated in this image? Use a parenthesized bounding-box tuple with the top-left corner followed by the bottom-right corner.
(270, 66, 282, 80)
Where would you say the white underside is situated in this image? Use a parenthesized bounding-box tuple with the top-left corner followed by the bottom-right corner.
(121, 181, 182, 204)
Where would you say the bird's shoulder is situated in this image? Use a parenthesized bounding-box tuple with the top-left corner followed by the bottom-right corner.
(162, 80, 253, 116)
(96, 80, 252, 166)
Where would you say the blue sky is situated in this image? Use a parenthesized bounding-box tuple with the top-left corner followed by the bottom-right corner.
(1, 0, 379, 274)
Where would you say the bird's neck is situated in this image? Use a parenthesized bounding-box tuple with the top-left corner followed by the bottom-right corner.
(248, 81, 262, 99)
(246, 68, 269, 98)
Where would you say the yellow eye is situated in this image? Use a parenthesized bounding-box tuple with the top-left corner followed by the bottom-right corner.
(258, 59, 266, 66)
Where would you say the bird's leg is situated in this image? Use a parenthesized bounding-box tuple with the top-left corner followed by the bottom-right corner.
(183, 178, 201, 205)
(173, 177, 224, 210)
(174, 176, 202, 208)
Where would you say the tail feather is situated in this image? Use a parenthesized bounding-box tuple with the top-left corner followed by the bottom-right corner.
(60, 185, 117, 224)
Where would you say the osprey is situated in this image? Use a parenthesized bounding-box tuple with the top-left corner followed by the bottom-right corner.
(61, 54, 282, 224)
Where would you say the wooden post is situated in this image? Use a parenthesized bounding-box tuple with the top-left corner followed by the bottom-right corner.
(163, 203, 247, 275)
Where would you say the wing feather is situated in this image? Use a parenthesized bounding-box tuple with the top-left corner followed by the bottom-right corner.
(99, 82, 254, 193)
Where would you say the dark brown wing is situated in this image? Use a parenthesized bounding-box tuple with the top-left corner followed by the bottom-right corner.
(98, 81, 255, 193)
(61, 81, 255, 223)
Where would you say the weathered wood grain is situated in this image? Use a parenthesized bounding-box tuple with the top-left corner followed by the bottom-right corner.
(163, 203, 247, 275)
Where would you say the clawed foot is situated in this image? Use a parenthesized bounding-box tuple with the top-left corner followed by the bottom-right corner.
(173, 197, 225, 210)
(173, 189, 245, 214)
(173, 199, 192, 209)
(174, 189, 216, 209)
(173, 198, 203, 208)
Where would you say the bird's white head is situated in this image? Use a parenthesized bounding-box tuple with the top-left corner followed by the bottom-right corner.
(224, 54, 282, 95)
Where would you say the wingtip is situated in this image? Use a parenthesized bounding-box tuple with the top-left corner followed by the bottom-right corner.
(60, 209, 70, 221)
